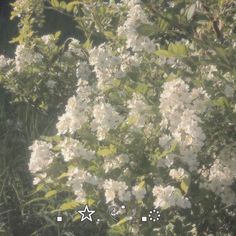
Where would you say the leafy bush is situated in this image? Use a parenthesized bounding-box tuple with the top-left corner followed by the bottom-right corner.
(1, 0, 236, 235)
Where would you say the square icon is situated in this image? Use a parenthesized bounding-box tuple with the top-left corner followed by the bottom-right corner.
(56, 216, 63, 222)
(141, 216, 147, 222)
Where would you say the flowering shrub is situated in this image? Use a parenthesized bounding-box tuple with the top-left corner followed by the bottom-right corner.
(0, 34, 83, 111)
(1, 0, 236, 235)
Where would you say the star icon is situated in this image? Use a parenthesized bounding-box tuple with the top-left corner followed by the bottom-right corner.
(78, 205, 95, 222)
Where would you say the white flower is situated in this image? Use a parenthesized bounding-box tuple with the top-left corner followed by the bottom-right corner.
(76, 61, 92, 80)
(132, 185, 146, 200)
(127, 93, 151, 128)
(28, 140, 53, 173)
(41, 34, 53, 45)
(56, 80, 92, 135)
(153, 185, 191, 209)
(208, 159, 233, 186)
(224, 85, 234, 98)
(0, 55, 9, 68)
(117, 2, 156, 52)
(89, 44, 125, 90)
(159, 79, 209, 170)
(169, 168, 189, 182)
(157, 154, 175, 168)
(190, 87, 209, 113)
(103, 154, 129, 173)
(15, 44, 43, 72)
(67, 167, 103, 202)
(103, 179, 131, 203)
(91, 102, 123, 140)
(60, 138, 95, 162)
(56, 113, 72, 135)
(200, 157, 236, 205)
(41, 34, 56, 50)
(33, 173, 47, 185)
(207, 65, 218, 80)
(67, 38, 83, 57)
(119, 49, 141, 72)
(159, 134, 172, 148)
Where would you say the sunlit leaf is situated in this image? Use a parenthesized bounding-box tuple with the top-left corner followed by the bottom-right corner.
(97, 144, 117, 157)
(45, 190, 57, 199)
(136, 24, 157, 36)
(59, 201, 80, 211)
(186, 4, 196, 20)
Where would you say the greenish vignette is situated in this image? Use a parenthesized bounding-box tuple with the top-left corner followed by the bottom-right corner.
(0, 0, 235, 235)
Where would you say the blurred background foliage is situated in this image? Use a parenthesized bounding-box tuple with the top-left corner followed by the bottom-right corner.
(0, 0, 235, 235)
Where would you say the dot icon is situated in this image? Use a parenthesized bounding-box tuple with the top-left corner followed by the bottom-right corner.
(56, 216, 63, 222)
(148, 209, 160, 222)
(141, 216, 147, 222)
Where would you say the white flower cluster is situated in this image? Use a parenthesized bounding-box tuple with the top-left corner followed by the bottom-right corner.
(56, 79, 93, 135)
(118, 48, 141, 72)
(153, 185, 191, 209)
(41, 34, 57, 50)
(132, 184, 146, 201)
(15, 44, 43, 72)
(60, 138, 95, 162)
(64, 38, 84, 58)
(91, 101, 124, 140)
(76, 61, 92, 81)
(67, 167, 103, 203)
(32, 173, 47, 185)
(89, 44, 125, 90)
(118, 1, 156, 53)
(169, 168, 189, 182)
(0, 55, 11, 69)
(159, 78, 209, 170)
(103, 179, 131, 203)
(28, 140, 53, 174)
(127, 93, 151, 129)
(200, 146, 236, 205)
(13, 0, 44, 17)
(103, 154, 129, 173)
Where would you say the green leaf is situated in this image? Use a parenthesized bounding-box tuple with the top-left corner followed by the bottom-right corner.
(72, 214, 81, 222)
(138, 180, 145, 188)
(35, 183, 44, 192)
(155, 49, 173, 58)
(66, 1, 80, 12)
(59, 1, 67, 9)
(136, 83, 148, 94)
(83, 39, 92, 50)
(41, 135, 61, 143)
(136, 24, 157, 36)
(112, 217, 129, 227)
(97, 144, 117, 157)
(104, 31, 115, 39)
(45, 190, 57, 199)
(186, 4, 196, 20)
(57, 172, 70, 180)
(127, 115, 138, 125)
(213, 96, 229, 108)
(214, 47, 229, 64)
(24, 197, 46, 206)
(180, 177, 191, 194)
(59, 201, 80, 211)
(87, 198, 95, 206)
(158, 18, 169, 31)
(51, 0, 60, 7)
(168, 43, 188, 57)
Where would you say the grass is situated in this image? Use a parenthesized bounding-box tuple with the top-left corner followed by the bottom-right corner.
(0, 86, 59, 235)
